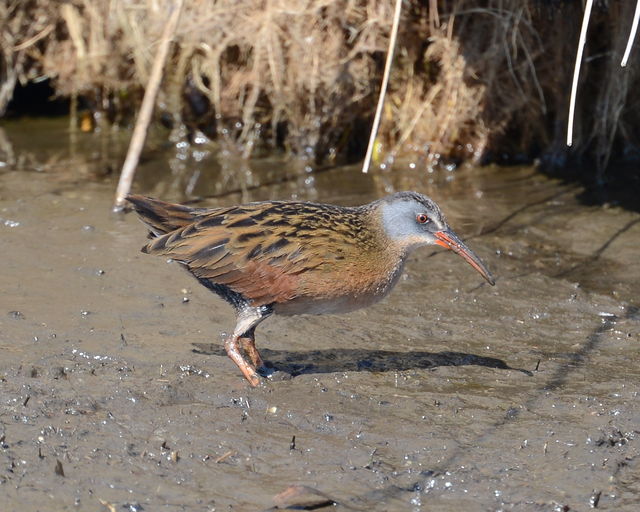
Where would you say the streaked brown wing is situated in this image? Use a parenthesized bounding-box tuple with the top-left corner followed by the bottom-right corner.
(142, 202, 327, 306)
(127, 194, 209, 235)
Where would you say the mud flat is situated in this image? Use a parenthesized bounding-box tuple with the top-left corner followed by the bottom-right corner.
(1, 125, 639, 510)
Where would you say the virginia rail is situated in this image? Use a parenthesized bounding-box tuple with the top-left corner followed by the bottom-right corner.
(127, 192, 494, 386)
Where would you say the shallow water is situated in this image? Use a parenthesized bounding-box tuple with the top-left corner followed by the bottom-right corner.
(1, 120, 639, 511)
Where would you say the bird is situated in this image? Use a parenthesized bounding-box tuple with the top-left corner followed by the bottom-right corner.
(126, 191, 495, 386)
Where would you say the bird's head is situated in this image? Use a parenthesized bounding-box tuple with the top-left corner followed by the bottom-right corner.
(378, 191, 495, 285)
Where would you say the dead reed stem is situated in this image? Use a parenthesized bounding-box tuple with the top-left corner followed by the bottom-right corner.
(361, 0, 403, 173)
(114, 0, 184, 212)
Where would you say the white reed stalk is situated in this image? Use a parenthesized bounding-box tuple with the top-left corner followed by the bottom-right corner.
(567, 0, 593, 147)
(621, 0, 640, 67)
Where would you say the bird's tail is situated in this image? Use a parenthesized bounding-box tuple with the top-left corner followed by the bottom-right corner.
(126, 194, 198, 237)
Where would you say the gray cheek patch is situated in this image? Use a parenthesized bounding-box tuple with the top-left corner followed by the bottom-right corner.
(380, 201, 414, 240)
(380, 201, 439, 245)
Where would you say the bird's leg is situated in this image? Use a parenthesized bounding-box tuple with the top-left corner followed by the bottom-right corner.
(225, 306, 272, 386)
(224, 335, 260, 387)
(238, 327, 264, 369)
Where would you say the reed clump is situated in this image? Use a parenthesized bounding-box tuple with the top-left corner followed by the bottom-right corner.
(1, 1, 638, 175)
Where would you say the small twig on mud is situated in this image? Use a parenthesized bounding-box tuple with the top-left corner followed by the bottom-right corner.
(54, 459, 65, 476)
(98, 499, 117, 512)
(113, 0, 184, 212)
(214, 450, 236, 463)
(362, 0, 403, 173)
(567, 0, 593, 147)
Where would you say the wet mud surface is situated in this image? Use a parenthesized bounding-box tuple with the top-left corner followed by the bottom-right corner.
(1, 121, 640, 510)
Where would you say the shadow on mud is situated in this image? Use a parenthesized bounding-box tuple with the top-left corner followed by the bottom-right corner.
(192, 344, 533, 377)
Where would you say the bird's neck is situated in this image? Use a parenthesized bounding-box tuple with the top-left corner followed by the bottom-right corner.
(355, 207, 412, 295)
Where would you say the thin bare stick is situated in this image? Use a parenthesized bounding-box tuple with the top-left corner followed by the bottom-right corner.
(113, 0, 184, 212)
(362, 0, 403, 173)
(429, 0, 440, 30)
(12, 24, 54, 51)
(621, 0, 640, 67)
(567, 0, 593, 147)
(214, 450, 236, 463)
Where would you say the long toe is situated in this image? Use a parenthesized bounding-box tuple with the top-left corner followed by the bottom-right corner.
(244, 371, 261, 387)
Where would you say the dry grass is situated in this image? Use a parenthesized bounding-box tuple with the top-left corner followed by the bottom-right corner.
(1, 1, 638, 174)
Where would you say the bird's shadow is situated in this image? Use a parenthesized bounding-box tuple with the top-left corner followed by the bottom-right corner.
(191, 344, 532, 377)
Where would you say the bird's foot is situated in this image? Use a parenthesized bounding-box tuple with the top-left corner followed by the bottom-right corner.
(224, 336, 260, 387)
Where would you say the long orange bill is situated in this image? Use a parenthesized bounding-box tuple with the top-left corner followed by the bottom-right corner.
(434, 229, 495, 285)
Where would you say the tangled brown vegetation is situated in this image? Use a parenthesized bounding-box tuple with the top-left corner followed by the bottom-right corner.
(1, 1, 639, 176)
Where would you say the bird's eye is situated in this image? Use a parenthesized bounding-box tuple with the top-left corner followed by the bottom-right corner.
(416, 213, 430, 224)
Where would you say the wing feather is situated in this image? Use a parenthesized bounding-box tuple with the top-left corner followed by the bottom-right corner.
(132, 198, 382, 308)
(138, 203, 314, 305)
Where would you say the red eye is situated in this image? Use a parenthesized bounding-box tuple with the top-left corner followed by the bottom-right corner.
(416, 213, 429, 224)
